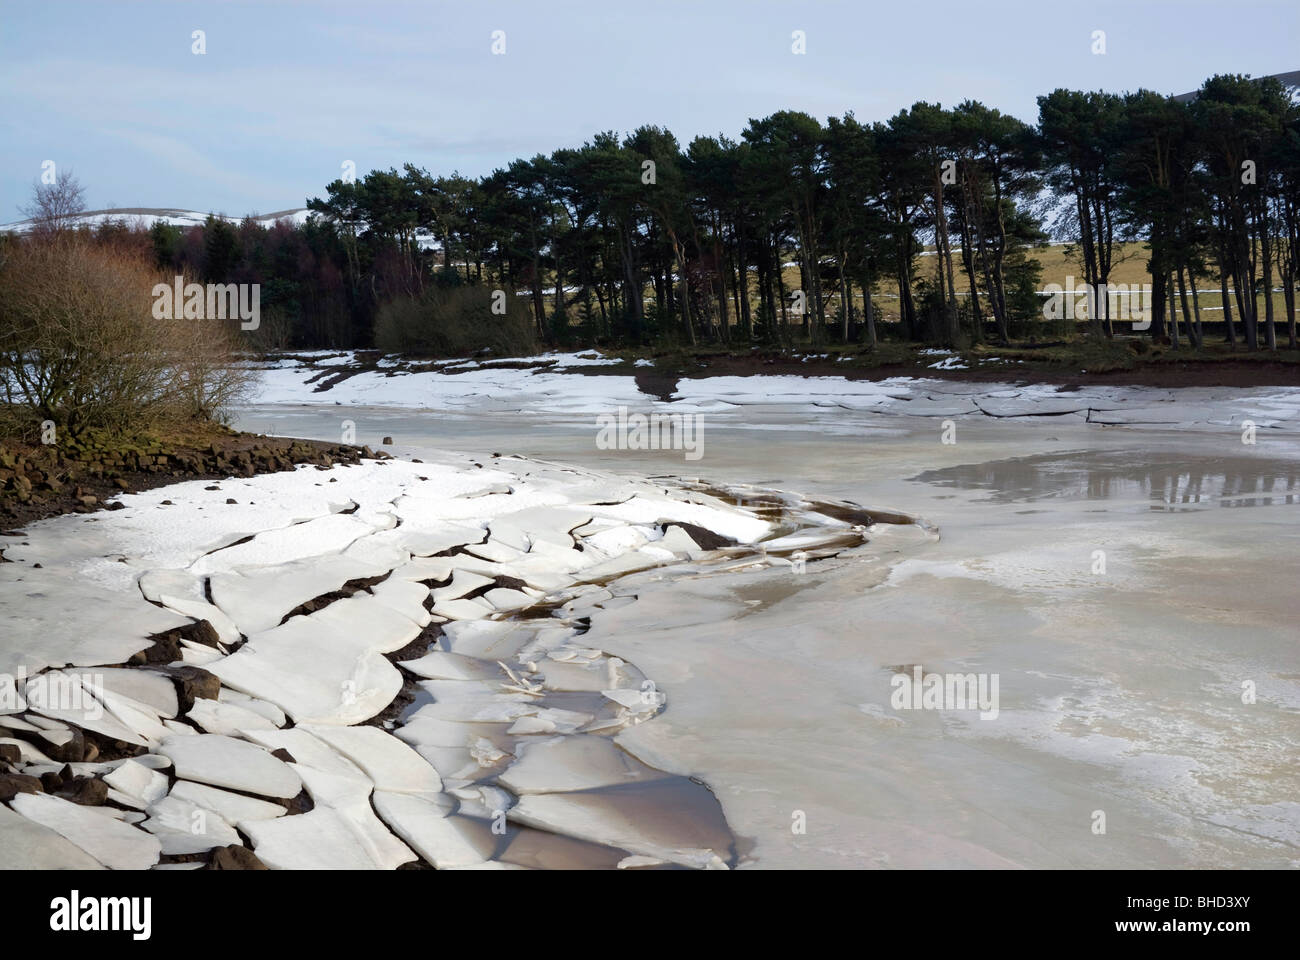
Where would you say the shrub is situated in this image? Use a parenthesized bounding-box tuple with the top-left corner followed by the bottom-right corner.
(0, 235, 254, 435)
(374, 284, 537, 357)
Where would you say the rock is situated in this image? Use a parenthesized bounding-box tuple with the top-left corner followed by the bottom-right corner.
(40, 771, 64, 793)
(61, 776, 109, 806)
(661, 521, 734, 551)
(128, 631, 182, 665)
(0, 743, 21, 764)
(0, 772, 44, 801)
(8, 724, 88, 763)
(181, 620, 222, 650)
(150, 665, 221, 712)
(382, 437, 394, 445)
(209, 844, 269, 870)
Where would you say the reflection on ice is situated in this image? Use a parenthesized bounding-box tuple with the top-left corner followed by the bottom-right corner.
(913, 451, 1300, 510)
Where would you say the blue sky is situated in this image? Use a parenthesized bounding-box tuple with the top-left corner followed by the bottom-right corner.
(2, 0, 1297, 220)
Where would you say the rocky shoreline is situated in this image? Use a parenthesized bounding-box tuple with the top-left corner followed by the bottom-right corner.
(0, 430, 383, 531)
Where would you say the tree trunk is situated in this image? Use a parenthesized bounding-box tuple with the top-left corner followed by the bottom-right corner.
(1218, 246, 1237, 346)
(862, 277, 877, 349)
(737, 236, 753, 341)
(776, 242, 791, 351)
(1168, 272, 1180, 349)
(838, 257, 851, 343)
(714, 228, 730, 345)
(1177, 264, 1199, 350)
(620, 221, 643, 341)
(1149, 269, 1167, 341)
(1261, 207, 1276, 350)
(932, 173, 959, 347)
(668, 234, 696, 348)
(1188, 267, 1204, 349)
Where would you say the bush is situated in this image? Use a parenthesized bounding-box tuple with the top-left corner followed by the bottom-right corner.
(374, 284, 537, 357)
(242, 304, 295, 354)
(0, 235, 254, 435)
(549, 308, 575, 347)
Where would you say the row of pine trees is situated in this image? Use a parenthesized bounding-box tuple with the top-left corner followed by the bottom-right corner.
(147, 73, 1300, 353)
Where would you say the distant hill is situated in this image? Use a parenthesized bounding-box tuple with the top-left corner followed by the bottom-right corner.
(0, 207, 312, 233)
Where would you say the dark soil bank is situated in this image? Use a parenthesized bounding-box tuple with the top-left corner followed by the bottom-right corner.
(0, 429, 382, 531)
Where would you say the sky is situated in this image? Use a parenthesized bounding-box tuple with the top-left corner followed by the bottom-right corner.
(2, 0, 1297, 221)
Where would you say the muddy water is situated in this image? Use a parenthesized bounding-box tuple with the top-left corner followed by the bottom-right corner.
(236, 403, 1300, 868)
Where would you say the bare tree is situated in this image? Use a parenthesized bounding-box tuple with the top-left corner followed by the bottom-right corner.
(20, 168, 86, 236)
(0, 237, 254, 434)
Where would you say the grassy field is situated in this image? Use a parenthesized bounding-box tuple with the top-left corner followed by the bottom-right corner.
(773, 241, 1295, 329)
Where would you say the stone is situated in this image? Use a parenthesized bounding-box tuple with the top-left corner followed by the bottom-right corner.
(60, 776, 109, 806)
(0, 771, 43, 801)
(209, 844, 269, 870)
(149, 665, 220, 713)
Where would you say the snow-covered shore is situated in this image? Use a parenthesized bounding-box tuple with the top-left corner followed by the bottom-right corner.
(251, 350, 1300, 430)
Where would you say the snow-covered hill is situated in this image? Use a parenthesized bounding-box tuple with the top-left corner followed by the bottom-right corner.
(0, 206, 313, 233)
